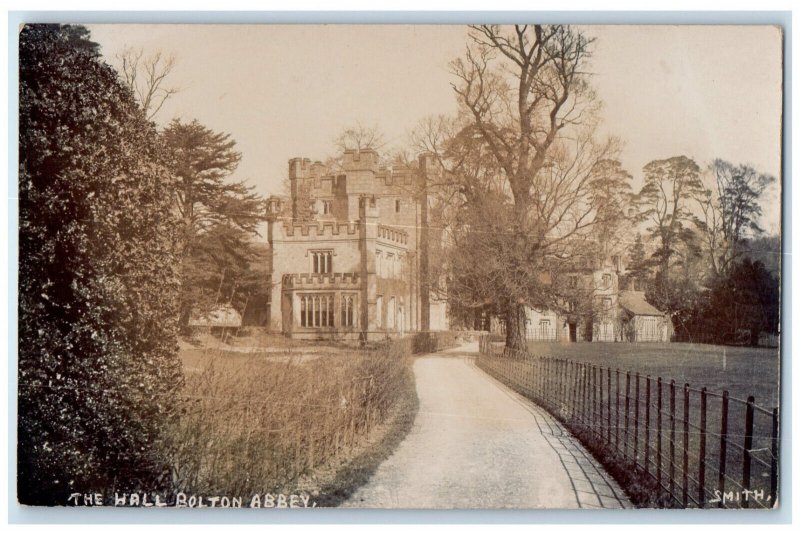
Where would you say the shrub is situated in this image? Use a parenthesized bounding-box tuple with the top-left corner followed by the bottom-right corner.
(18, 24, 183, 504)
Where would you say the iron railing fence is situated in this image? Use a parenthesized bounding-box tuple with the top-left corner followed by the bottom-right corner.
(477, 336, 779, 509)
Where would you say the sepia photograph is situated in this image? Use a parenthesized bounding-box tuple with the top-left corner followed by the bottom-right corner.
(14, 18, 784, 513)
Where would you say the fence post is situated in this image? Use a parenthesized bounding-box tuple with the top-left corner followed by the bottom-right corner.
(538, 357, 547, 400)
(770, 407, 779, 508)
(584, 363, 590, 428)
(584, 363, 590, 430)
(657, 377, 663, 487)
(543, 358, 549, 406)
(634, 373, 641, 467)
(595, 365, 600, 439)
(607, 368, 612, 444)
(536, 358, 547, 402)
(669, 380, 676, 501)
(574, 362, 580, 422)
(616, 369, 621, 451)
(542, 357, 547, 401)
(562, 359, 568, 412)
(682, 383, 690, 508)
(699, 387, 707, 507)
(592, 365, 598, 438)
(742, 395, 755, 509)
(644, 376, 651, 476)
(581, 363, 588, 427)
(717, 390, 729, 508)
(569, 361, 575, 419)
(556, 359, 562, 411)
(571, 362, 579, 421)
(624, 371, 631, 460)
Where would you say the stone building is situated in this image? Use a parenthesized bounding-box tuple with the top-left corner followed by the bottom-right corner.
(264, 149, 448, 340)
(618, 290, 672, 342)
(491, 261, 672, 343)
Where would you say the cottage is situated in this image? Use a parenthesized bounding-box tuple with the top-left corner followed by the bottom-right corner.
(618, 291, 672, 342)
(490, 270, 673, 343)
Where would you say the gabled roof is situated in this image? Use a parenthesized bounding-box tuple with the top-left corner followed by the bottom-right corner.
(618, 291, 664, 316)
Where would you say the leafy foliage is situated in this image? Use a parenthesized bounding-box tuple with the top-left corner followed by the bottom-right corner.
(675, 259, 780, 346)
(707, 259, 780, 345)
(637, 156, 704, 313)
(18, 24, 183, 503)
(622, 233, 650, 291)
(160, 119, 266, 327)
(694, 159, 777, 277)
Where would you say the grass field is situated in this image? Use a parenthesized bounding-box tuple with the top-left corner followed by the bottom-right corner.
(525, 341, 781, 408)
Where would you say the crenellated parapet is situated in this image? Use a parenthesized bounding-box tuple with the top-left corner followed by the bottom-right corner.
(378, 224, 409, 245)
(282, 220, 360, 238)
(282, 271, 361, 289)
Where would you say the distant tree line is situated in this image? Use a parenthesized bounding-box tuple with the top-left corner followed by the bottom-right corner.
(407, 25, 780, 350)
(624, 157, 779, 346)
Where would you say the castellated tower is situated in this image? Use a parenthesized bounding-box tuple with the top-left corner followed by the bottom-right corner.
(265, 149, 448, 340)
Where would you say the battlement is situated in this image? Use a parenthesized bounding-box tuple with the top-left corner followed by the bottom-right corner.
(282, 271, 361, 289)
(342, 148, 379, 171)
(376, 166, 415, 188)
(289, 157, 328, 180)
(378, 224, 409, 245)
(283, 220, 360, 238)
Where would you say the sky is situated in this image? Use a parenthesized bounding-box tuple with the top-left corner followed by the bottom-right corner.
(86, 24, 784, 235)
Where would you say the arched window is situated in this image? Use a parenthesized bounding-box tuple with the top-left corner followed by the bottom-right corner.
(341, 294, 356, 327)
(311, 251, 333, 274)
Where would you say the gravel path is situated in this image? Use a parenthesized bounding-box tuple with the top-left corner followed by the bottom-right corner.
(344, 344, 631, 509)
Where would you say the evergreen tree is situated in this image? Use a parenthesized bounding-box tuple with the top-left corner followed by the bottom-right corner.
(638, 156, 704, 313)
(160, 119, 266, 328)
(623, 233, 650, 291)
(707, 259, 780, 346)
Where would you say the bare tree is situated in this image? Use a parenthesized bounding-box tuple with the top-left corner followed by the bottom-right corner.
(334, 121, 386, 153)
(695, 159, 776, 277)
(421, 25, 631, 350)
(117, 47, 178, 120)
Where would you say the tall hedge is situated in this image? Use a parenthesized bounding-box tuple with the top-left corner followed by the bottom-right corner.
(18, 24, 183, 504)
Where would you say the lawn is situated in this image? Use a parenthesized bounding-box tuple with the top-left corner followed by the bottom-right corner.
(525, 341, 780, 408)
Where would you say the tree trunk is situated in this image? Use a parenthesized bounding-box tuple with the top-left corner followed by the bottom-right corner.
(504, 303, 528, 353)
(750, 327, 760, 347)
(178, 303, 193, 334)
